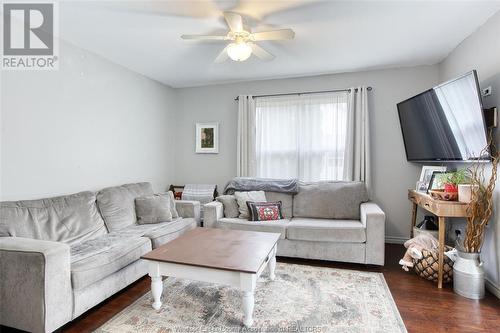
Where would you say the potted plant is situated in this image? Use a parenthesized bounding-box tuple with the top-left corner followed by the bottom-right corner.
(429, 169, 469, 201)
(437, 169, 468, 193)
(454, 141, 499, 299)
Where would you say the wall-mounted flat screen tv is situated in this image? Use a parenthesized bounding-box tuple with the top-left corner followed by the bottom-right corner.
(397, 70, 489, 162)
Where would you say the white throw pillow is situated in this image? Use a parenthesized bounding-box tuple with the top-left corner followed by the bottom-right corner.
(234, 191, 267, 219)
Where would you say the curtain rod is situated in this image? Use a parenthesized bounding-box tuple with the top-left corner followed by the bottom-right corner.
(234, 87, 372, 101)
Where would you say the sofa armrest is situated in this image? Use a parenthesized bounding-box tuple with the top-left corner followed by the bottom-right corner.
(0, 237, 72, 333)
(175, 200, 201, 225)
(361, 202, 386, 266)
(203, 201, 223, 228)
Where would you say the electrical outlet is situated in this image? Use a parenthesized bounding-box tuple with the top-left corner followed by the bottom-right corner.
(482, 86, 492, 97)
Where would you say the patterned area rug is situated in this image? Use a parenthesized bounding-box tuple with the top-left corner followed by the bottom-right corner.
(96, 263, 407, 333)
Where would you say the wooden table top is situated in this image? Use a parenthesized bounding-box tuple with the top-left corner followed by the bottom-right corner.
(141, 228, 281, 274)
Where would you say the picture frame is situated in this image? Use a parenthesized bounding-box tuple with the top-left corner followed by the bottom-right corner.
(427, 171, 448, 193)
(195, 122, 219, 154)
(417, 166, 446, 192)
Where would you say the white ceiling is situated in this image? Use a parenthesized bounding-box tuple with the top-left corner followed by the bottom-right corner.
(59, 1, 500, 88)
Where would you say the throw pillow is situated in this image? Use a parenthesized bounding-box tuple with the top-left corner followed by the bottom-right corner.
(246, 201, 283, 221)
(216, 195, 239, 218)
(234, 191, 267, 219)
(167, 191, 179, 218)
(135, 194, 172, 224)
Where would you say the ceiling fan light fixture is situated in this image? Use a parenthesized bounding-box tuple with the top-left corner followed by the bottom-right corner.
(226, 42, 252, 62)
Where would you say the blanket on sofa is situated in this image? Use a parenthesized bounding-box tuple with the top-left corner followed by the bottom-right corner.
(181, 184, 216, 206)
(223, 177, 299, 194)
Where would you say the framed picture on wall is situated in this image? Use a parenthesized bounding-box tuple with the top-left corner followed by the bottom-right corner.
(195, 122, 219, 154)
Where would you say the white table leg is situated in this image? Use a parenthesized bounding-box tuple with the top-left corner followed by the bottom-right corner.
(268, 246, 276, 281)
(150, 273, 163, 310)
(240, 273, 256, 327)
(242, 291, 254, 327)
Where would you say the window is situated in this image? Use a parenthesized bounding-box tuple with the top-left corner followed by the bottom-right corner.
(255, 92, 349, 181)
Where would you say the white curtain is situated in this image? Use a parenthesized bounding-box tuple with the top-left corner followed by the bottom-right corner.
(254, 92, 349, 182)
(236, 95, 256, 177)
(345, 86, 371, 193)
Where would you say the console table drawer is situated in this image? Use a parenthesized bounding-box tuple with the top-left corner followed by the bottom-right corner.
(408, 190, 468, 217)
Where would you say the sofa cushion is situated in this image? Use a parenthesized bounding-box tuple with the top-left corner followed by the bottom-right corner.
(234, 191, 267, 219)
(0, 191, 107, 245)
(265, 192, 293, 219)
(135, 194, 172, 224)
(70, 234, 151, 289)
(218, 217, 289, 239)
(124, 218, 197, 248)
(216, 195, 239, 218)
(97, 182, 154, 232)
(293, 181, 368, 220)
(287, 218, 366, 243)
(84, 218, 196, 250)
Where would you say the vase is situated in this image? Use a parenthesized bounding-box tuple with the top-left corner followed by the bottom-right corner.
(453, 251, 485, 299)
(458, 184, 478, 203)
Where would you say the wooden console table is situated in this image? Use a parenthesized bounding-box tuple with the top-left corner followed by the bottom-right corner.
(408, 189, 469, 288)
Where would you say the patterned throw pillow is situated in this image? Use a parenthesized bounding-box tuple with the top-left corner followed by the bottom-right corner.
(246, 201, 283, 221)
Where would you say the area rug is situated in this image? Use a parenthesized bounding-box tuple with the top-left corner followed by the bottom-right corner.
(96, 263, 407, 333)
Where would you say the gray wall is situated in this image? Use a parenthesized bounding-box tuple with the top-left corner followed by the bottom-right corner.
(174, 66, 440, 242)
(0, 39, 177, 200)
(438, 11, 500, 297)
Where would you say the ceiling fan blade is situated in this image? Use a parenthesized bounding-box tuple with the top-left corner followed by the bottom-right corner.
(224, 12, 243, 32)
(214, 46, 229, 63)
(181, 34, 227, 41)
(252, 29, 295, 41)
(250, 43, 275, 61)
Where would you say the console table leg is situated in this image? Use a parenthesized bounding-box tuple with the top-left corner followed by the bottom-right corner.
(410, 203, 418, 237)
(438, 216, 445, 289)
(150, 274, 163, 310)
(242, 291, 254, 327)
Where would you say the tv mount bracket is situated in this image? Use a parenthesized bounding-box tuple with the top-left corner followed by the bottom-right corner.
(484, 107, 497, 128)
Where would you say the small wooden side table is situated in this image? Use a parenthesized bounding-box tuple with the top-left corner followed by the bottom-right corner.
(408, 189, 469, 288)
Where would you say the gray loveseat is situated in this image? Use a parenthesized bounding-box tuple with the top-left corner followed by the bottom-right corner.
(204, 181, 385, 266)
(0, 182, 200, 333)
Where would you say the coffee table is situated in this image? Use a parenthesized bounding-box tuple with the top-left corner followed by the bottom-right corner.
(141, 227, 280, 327)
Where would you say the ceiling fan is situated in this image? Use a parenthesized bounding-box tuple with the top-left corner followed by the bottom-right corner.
(181, 12, 295, 63)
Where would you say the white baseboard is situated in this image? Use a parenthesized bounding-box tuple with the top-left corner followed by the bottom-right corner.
(486, 279, 500, 299)
(385, 236, 409, 244)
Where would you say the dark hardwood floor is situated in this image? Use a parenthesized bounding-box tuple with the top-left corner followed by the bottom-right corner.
(2, 244, 499, 333)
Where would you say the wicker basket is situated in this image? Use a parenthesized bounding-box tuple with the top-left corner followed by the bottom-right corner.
(413, 246, 454, 283)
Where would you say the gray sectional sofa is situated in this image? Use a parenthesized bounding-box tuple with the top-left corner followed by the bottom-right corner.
(0, 182, 200, 333)
(204, 181, 385, 266)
